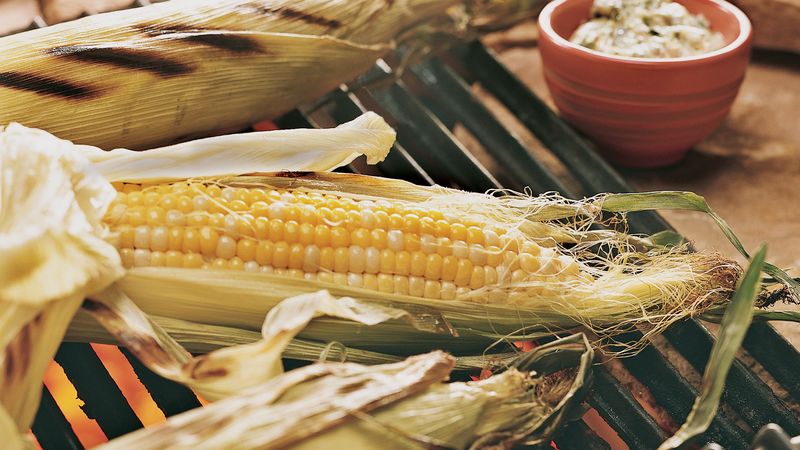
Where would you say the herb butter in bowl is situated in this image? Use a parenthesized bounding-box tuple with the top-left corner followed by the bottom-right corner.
(538, 0, 752, 167)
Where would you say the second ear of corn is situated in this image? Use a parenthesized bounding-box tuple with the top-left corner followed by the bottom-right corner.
(93, 333, 594, 450)
(0, 0, 546, 150)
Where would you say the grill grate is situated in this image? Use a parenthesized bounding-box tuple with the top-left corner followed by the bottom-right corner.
(7, 6, 799, 449)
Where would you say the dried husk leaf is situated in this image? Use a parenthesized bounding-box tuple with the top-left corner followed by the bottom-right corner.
(78, 112, 395, 182)
(93, 334, 593, 450)
(0, 123, 123, 430)
(86, 286, 426, 401)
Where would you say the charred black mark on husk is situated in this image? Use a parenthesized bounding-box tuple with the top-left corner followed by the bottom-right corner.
(0, 71, 99, 99)
(249, 4, 341, 28)
(46, 45, 194, 77)
(137, 24, 265, 54)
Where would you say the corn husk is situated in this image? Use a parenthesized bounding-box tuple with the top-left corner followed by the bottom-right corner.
(93, 333, 593, 450)
(0, 114, 391, 430)
(86, 287, 431, 401)
(0, 121, 124, 430)
(0, 0, 546, 150)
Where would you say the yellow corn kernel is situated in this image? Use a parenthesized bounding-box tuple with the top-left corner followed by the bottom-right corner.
(255, 241, 274, 266)
(183, 253, 204, 268)
(119, 248, 134, 268)
(165, 250, 183, 267)
(272, 242, 290, 268)
(352, 228, 371, 248)
(333, 247, 349, 273)
(424, 280, 441, 299)
(469, 266, 485, 290)
(319, 247, 335, 271)
(394, 275, 410, 295)
(395, 251, 411, 276)
(455, 259, 474, 286)
(441, 256, 458, 282)
(199, 227, 220, 257)
(268, 219, 284, 242)
(330, 227, 350, 247)
(425, 254, 443, 280)
(377, 274, 394, 293)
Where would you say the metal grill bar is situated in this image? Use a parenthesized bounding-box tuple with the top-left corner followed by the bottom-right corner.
(360, 66, 502, 191)
(555, 419, 612, 450)
(455, 39, 800, 435)
(31, 387, 82, 450)
(54, 344, 143, 439)
(409, 58, 566, 194)
(590, 369, 668, 450)
(119, 349, 201, 417)
(616, 331, 750, 449)
(744, 324, 800, 403)
(665, 323, 800, 435)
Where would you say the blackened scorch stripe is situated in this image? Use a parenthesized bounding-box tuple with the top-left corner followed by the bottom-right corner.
(137, 24, 265, 54)
(46, 45, 193, 77)
(0, 71, 99, 99)
(253, 5, 341, 29)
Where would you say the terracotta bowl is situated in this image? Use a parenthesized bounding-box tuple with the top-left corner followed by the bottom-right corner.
(537, 0, 752, 167)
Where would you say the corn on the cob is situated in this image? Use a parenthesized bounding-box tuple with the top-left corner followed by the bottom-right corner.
(0, 114, 390, 430)
(105, 179, 587, 301)
(0, 0, 545, 150)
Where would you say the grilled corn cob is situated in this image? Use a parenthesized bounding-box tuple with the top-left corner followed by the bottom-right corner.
(0, 0, 546, 150)
(0, 114, 390, 430)
(106, 179, 588, 300)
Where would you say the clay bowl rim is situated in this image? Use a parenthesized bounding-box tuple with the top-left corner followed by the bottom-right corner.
(538, 0, 753, 67)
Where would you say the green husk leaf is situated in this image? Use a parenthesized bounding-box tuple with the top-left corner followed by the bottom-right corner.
(658, 245, 766, 450)
(701, 308, 800, 324)
(599, 192, 800, 300)
(649, 230, 687, 248)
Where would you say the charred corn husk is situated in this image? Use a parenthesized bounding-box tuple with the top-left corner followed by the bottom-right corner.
(0, 0, 546, 150)
(94, 334, 593, 450)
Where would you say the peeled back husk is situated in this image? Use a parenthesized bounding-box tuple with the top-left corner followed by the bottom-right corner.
(0, 0, 545, 150)
(0, 121, 123, 430)
(93, 333, 594, 450)
(0, 114, 391, 429)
